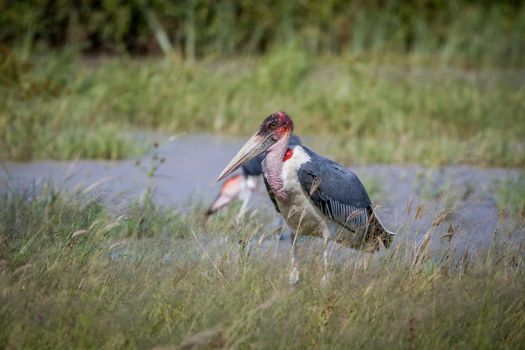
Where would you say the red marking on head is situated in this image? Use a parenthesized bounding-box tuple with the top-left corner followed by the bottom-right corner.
(258, 111, 294, 139)
(283, 148, 293, 161)
(276, 112, 294, 137)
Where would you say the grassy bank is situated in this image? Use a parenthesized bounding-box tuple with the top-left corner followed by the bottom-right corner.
(0, 186, 524, 349)
(2, 48, 524, 166)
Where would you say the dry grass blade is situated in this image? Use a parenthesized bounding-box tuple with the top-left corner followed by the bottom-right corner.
(415, 203, 425, 220)
(309, 177, 321, 196)
(109, 239, 128, 251)
(412, 231, 432, 269)
(71, 229, 88, 238)
(177, 327, 225, 350)
(441, 223, 459, 242)
(190, 229, 225, 279)
(432, 209, 452, 227)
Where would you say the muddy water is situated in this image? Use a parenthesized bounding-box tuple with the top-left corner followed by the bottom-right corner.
(1, 134, 244, 206)
(1, 134, 523, 256)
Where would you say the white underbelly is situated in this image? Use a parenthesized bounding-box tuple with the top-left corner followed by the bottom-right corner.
(277, 192, 367, 248)
(277, 146, 327, 238)
(276, 187, 326, 238)
(270, 145, 368, 247)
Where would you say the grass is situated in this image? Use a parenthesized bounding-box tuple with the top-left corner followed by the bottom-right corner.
(496, 173, 525, 220)
(1, 47, 524, 166)
(1, 185, 524, 349)
(3, 1, 525, 67)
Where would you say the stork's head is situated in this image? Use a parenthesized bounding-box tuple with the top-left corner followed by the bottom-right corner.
(217, 112, 293, 181)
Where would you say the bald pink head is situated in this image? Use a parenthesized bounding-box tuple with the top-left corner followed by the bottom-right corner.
(217, 111, 294, 182)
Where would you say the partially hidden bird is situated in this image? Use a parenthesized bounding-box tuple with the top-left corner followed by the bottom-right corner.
(217, 112, 395, 285)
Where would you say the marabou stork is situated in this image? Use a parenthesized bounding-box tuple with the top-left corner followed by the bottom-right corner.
(206, 135, 301, 218)
(217, 112, 394, 285)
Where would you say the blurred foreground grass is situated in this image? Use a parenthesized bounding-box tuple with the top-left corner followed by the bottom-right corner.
(0, 185, 524, 348)
(1, 47, 524, 165)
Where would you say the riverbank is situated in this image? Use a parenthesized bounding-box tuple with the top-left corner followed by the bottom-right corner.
(2, 51, 524, 166)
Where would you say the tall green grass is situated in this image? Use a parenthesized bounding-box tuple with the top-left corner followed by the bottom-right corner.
(497, 173, 525, 219)
(2, 1, 525, 67)
(1, 48, 524, 165)
(0, 186, 524, 348)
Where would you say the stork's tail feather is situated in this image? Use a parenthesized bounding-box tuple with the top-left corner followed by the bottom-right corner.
(377, 219, 396, 248)
(383, 227, 396, 248)
(368, 207, 395, 249)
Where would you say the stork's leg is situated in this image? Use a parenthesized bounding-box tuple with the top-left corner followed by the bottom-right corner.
(272, 217, 286, 257)
(289, 231, 300, 286)
(289, 209, 308, 287)
(320, 235, 331, 288)
(237, 175, 258, 221)
(275, 216, 285, 240)
(237, 190, 251, 218)
(362, 251, 373, 270)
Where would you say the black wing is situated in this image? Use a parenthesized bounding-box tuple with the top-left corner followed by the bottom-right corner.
(289, 135, 302, 147)
(297, 147, 373, 232)
(241, 153, 265, 176)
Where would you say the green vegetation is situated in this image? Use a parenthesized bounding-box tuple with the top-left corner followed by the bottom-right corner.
(1, 1, 524, 164)
(2, 2, 524, 348)
(2, 47, 524, 165)
(497, 173, 525, 219)
(2, 1, 525, 67)
(1, 186, 524, 348)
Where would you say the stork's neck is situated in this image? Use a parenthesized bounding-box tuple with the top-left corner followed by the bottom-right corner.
(265, 134, 290, 201)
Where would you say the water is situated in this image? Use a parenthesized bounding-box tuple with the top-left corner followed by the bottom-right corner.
(1, 134, 244, 205)
(1, 134, 523, 256)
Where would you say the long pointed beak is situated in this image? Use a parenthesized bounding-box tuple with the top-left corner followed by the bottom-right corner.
(217, 132, 274, 182)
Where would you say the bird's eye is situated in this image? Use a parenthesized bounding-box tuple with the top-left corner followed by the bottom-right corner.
(269, 121, 277, 129)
